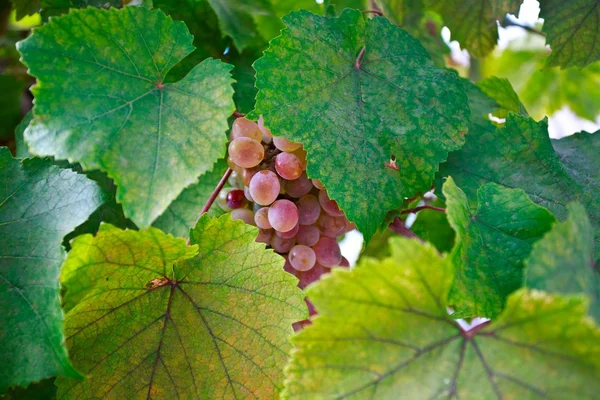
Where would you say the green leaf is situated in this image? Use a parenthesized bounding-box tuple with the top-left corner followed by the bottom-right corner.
(0, 148, 105, 393)
(437, 96, 600, 256)
(253, 9, 470, 241)
(57, 215, 306, 398)
(18, 7, 235, 228)
(1, 378, 56, 400)
(153, 158, 227, 238)
(0, 75, 25, 140)
(477, 76, 525, 117)
(14, 112, 33, 159)
(285, 237, 600, 398)
(443, 177, 556, 318)
(526, 203, 599, 322)
(10, 0, 40, 21)
(539, 0, 600, 68)
(483, 48, 600, 122)
(424, 0, 522, 58)
(410, 199, 455, 253)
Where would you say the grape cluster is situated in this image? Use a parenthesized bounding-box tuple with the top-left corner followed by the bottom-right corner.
(219, 117, 352, 328)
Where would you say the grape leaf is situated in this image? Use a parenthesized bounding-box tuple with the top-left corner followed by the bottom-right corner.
(483, 48, 600, 122)
(57, 215, 306, 398)
(153, 158, 228, 238)
(14, 112, 33, 159)
(284, 237, 600, 399)
(1, 378, 57, 400)
(539, 0, 600, 68)
(437, 91, 600, 256)
(477, 76, 525, 117)
(18, 7, 235, 228)
(443, 177, 556, 318)
(424, 0, 522, 58)
(526, 203, 600, 322)
(410, 199, 455, 253)
(0, 148, 105, 393)
(252, 9, 469, 241)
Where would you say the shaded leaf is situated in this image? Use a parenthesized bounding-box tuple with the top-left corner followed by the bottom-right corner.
(526, 203, 599, 322)
(443, 177, 556, 318)
(540, 0, 600, 68)
(2, 378, 56, 400)
(437, 88, 600, 256)
(253, 9, 469, 241)
(0, 148, 104, 392)
(477, 76, 525, 117)
(410, 199, 455, 253)
(424, 0, 522, 58)
(0, 75, 25, 140)
(285, 237, 600, 399)
(18, 7, 235, 228)
(57, 215, 306, 398)
(153, 158, 228, 238)
(14, 112, 33, 159)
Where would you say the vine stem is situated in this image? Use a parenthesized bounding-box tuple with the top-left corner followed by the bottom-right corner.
(400, 205, 446, 215)
(232, 111, 245, 118)
(361, 10, 383, 16)
(188, 167, 233, 245)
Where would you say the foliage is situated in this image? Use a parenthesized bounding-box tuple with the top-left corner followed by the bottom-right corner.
(1, 0, 599, 398)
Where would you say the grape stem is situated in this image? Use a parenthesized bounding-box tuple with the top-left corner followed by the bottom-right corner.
(400, 205, 446, 215)
(232, 111, 245, 118)
(388, 217, 424, 243)
(188, 167, 233, 245)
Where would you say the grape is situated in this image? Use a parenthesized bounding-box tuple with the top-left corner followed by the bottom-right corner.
(338, 256, 350, 268)
(285, 172, 313, 198)
(230, 208, 255, 225)
(273, 136, 302, 152)
(258, 115, 273, 142)
(291, 147, 307, 167)
(249, 170, 280, 206)
(296, 194, 321, 225)
(296, 263, 328, 289)
(254, 207, 272, 229)
(216, 189, 232, 212)
(289, 245, 316, 271)
(226, 156, 242, 174)
(317, 213, 347, 238)
(312, 179, 325, 190)
(275, 152, 304, 180)
(230, 117, 263, 142)
(312, 237, 342, 267)
(242, 167, 259, 186)
(226, 189, 246, 209)
(271, 235, 295, 253)
(318, 190, 344, 217)
(244, 186, 254, 202)
(268, 199, 299, 233)
(256, 228, 272, 244)
(296, 225, 320, 246)
(276, 223, 299, 239)
(228, 137, 264, 168)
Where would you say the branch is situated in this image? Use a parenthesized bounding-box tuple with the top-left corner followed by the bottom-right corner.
(362, 10, 383, 16)
(400, 205, 446, 215)
(232, 111, 245, 118)
(388, 217, 424, 243)
(188, 167, 233, 244)
(501, 17, 545, 37)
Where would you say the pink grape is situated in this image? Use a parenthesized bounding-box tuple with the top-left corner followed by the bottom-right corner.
(338, 256, 350, 268)
(273, 136, 302, 152)
(296, 225, 320, 246)
(312, 179, 325, 190)
(271, 235, 295, 253)
(244, 186, 254, 202)
(230, 117, 263, 142)
(276, 223, 299, 239)
(226, 189, 246, 209)
(249, 170, 280, 206)
(285, 172, 313, 198)
(275, 152, 304, 180)
(230, 208, 255, 225)
(258, 115, 273, 142)
(317, 213, 347, 238)
(318, 190, 344, 217)
(289, 245, 316, 271)
(296, 194, 321, 225)
(228, 137, 264, 168)
(254, 207, 272, 229)
(312, 237, 342, 267)
(242, 167, 259, 186)
(256, 229, 272, 244)
(268, 200, 299, 233)
(296, 263, 328, 289)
